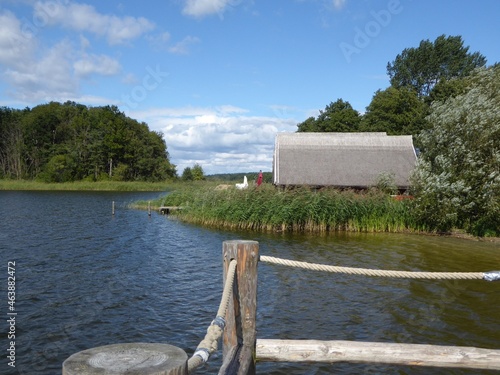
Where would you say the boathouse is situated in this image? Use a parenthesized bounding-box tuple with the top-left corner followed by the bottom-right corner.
(272, 132, 417, 190)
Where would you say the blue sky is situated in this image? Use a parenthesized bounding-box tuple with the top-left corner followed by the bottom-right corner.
(1, 0, 499, 175)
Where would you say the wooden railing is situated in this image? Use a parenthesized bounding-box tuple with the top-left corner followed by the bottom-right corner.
(63, 240, 500, 374)
(219, 241, 500, 374)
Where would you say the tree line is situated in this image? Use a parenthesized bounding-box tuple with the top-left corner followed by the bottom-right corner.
(296, 34, 498, 236)
(0, 101, 176, 182)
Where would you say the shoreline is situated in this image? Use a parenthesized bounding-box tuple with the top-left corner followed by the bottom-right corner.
(0, 180, 171, 192)
(134, 204, 499, 242)
(5, 181, 498, 242)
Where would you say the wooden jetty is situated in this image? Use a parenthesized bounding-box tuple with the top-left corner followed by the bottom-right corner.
(63, 240, 500, 374)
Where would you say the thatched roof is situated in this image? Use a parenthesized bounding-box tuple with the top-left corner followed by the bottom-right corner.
(273, 132, 417, 188)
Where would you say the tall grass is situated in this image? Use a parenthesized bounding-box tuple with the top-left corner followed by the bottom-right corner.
(151, 184, 423, 234)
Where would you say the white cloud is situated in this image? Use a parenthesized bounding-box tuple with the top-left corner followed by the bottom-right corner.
(168, 36, 201, 55)
(74, 54, 121, 77)
(122, 72, 139, 84)
(3, 38, 78, 102)
(0, 10, 77, 102)
(131, 105, 248, 120)
(0, 10, 36, 67)
(146, 31, 171, 50)
(0, 8, 130, 104)
(332, 0, 347, 10)
(182, 0, 239, 18)
(127, 105, 298, 174)
(61, 94, 121, 106)
(33, 1, 155, 45)
(79, 35, 91, 50)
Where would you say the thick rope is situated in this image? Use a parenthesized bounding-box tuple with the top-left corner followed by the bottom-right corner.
(260, 255, 492, 280)
(187, 259, 237, 373)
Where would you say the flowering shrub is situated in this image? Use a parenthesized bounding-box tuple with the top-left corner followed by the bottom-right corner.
(411, 66, 500, 236)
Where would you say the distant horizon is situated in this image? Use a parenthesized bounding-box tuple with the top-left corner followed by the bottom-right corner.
(206, 171, 272, 177)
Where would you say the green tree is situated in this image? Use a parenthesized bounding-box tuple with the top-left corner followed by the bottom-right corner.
(39, 154, 76, 182)
(411, 66, 500, 236)
(22, 102, 62, 178)
(387, 35, 486, 97)
(191, 163, 205, 181)
(182, 167, 193, 181)
(361, 86, 428, 139)
(296, 116, 316, 132)
(0, 101, 176, 182)
(426, 76, 469, 105)
(0, 107, 24, 179)
(297, 99, 361, 132)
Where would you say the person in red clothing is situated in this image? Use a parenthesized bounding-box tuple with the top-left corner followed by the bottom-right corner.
(256, 170, 263, 186)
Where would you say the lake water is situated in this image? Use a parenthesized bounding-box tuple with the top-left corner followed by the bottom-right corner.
(0, 191, 499, 375)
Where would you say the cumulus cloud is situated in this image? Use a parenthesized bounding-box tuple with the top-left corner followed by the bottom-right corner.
(33, 1, 155, 45)
(74, 54, 121, 77)
(0, 10, 36, 67)
(0, 10, 76, 101)
(182, 0, 239, 18)
(168, 36, 201, 55)
(332, 0, 347, 10)
(4, 40, 78, 102)
(0, 9, 124, 103)
(128, 105, 298, 174)
(122, 72, 139, 84)
(146, 31, 171, 51)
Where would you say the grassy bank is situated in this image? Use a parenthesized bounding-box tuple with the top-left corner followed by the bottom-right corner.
(143, 184, 425, 233)
(0, 179, 172, 191)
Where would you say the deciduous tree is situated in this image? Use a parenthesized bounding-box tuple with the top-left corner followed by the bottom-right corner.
(191, 163, 205, 181)
(387, 35, 486, 97)
(411, 66, 500, 236)
(297, 99, 361, 132)
(361, 86, 428, 139)
(0, 102, 176, 182)
(182, 167, 193, 181)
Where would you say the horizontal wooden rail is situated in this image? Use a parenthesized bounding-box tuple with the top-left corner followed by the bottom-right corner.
(256, 339, 500, 370)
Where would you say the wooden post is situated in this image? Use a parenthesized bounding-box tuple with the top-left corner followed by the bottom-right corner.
(62, 343, 188, 375)
(148, 201, 151, 217)
(112, 201, 115, 216)
(219, 240, 259, 375)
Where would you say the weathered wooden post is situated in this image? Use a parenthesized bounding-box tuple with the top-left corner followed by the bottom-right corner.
(219, 240, 259, 375)
(112, 201, 115, 216)
(62, 342, 188, 375)
(148, 201, 151, 217)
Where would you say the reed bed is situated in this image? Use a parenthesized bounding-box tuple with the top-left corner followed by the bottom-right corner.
(151, 184, 422, 234)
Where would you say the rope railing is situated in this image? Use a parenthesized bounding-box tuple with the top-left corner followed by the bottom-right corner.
(187, 259, 237, 373)
(64, 240, 498, 374)
(260, 255, 500, 281)
(187, 253, 498, 373)
(187, 253, 498, 372)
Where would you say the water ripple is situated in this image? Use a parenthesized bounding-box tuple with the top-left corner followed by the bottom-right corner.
(0, 192, 498, 375)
